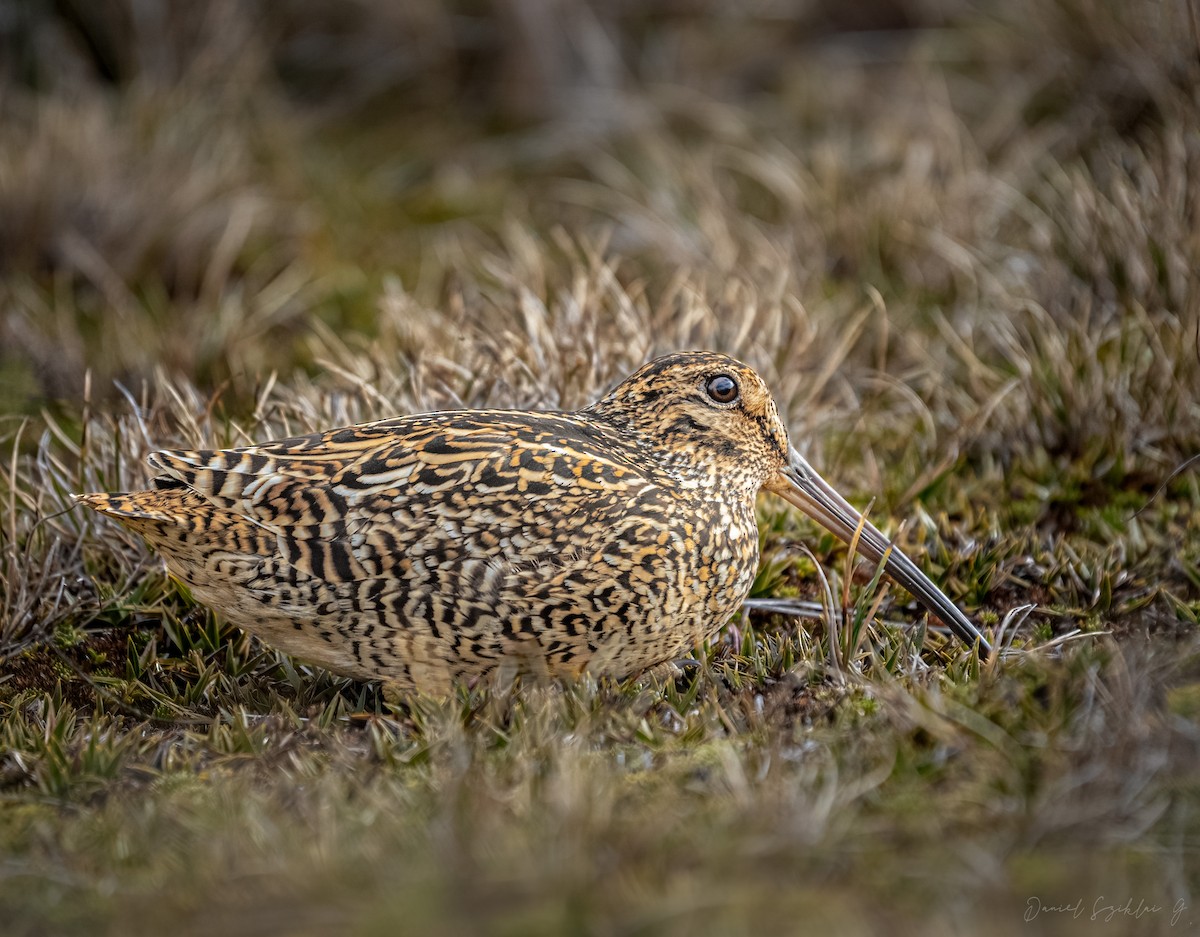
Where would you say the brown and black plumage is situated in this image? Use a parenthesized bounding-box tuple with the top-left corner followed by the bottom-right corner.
(75, 351, 990, 694)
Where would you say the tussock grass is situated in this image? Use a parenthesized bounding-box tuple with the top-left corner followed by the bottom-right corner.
(2, 1, 1199, 933)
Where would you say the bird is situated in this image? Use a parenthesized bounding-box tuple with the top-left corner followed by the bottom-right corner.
(74, 351, 991, 695)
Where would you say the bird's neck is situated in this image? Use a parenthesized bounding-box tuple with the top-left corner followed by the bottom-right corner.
(583, 404, 760, 501)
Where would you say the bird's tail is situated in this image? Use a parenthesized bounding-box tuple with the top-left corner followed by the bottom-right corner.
(72, 489, 198, 537)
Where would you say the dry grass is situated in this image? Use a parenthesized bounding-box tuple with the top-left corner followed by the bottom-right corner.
(2, 1, 1200, 934)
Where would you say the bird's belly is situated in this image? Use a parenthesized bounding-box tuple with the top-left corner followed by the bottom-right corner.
(155, 496, 760, 694)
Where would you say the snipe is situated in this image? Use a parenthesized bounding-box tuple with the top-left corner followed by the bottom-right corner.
(76, 351, 991, 693)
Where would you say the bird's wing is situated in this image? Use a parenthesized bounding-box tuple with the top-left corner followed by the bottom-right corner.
(147, 411, 660, 582)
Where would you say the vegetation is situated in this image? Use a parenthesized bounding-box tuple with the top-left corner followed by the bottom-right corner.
(1, 1, 1198, 933)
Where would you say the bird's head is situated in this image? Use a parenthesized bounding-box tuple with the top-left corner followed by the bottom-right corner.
(585, 351, 791, 492)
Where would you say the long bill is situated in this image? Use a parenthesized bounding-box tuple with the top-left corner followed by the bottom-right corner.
(764, 446, 992, 659)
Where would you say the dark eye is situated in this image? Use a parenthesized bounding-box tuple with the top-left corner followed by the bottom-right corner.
(705, 374, 739, 404)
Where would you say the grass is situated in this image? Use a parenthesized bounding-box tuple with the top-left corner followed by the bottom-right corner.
(2, 0, 1200, 933)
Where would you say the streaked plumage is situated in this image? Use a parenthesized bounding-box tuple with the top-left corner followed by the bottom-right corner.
(76, 352, 989, 694)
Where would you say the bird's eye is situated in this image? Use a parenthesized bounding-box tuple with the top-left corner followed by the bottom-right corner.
(705, 374, 740, 404)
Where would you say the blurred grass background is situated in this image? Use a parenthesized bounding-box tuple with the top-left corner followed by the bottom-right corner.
(2, 1, 1200, 934)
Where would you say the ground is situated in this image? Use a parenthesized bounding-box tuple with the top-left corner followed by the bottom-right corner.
(1, 2, 1199, 934)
